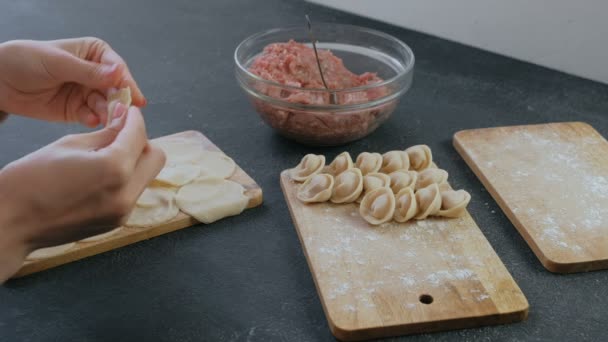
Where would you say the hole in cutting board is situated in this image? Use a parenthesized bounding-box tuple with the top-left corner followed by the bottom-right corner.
(419, 294, 433, 305)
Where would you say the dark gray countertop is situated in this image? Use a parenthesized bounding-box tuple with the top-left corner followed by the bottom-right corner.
(1, 1, 607, 341)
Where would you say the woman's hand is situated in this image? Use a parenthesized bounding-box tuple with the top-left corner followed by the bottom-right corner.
(0, 37, 146, 127)
(0, 104, 165, 282)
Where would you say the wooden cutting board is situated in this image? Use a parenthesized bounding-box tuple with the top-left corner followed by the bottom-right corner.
(280, 170, 528, 341)
(454, 122, 608, 273)
(14, 131, 263, 278)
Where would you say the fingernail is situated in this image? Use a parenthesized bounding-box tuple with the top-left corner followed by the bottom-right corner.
(109, 103, 127, 127)
(102, 63, 118, 74)
(113, 102, 127, 118)
(95, 99, 107, 114)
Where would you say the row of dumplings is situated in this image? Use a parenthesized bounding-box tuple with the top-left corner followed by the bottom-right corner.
(290, 146, 471, 225)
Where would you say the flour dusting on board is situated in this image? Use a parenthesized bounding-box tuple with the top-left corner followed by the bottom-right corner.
(469, 128, 608, 253)
(300, 197, 489, 311)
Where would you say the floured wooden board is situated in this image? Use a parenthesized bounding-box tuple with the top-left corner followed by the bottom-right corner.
(280, 171, 528, 341)
(14, 131, 263, 278)
(454, 122, 608, 273)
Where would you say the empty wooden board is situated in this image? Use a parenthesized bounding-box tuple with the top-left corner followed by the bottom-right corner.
(14, 131, 263, 278)
(280, 170, 528, 341)
(454, 122, 608, 273)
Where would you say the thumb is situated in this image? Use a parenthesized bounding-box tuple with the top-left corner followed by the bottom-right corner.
(80, 102, 129, 149)
(50, 50, 124, 90)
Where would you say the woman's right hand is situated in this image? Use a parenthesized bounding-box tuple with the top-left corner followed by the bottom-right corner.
(0, 103, 165, 281)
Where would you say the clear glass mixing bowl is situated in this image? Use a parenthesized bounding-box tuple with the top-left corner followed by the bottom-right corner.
(235, 24, 414, 146)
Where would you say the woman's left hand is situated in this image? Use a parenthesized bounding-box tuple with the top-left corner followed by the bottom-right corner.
(0, 37, 146, 127)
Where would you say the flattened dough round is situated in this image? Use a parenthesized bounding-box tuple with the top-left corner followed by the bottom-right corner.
(125, 188, 179, 228)
(198, 151, 236, 179)
(136, 187, 176, 207)
(155, 163, 202, 186)
(80, 227, 123, 242)
(27, 242, 76, 260)
(152, 137, 204, 165)
(176, 178, 248, 224)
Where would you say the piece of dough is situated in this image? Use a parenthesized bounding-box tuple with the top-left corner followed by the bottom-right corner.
(198, 151, 236, 179)
(415, 183, 442, 219)
(152, 137, 205, 165)
(394, 187, 418, 223)
(415, 168, 448, 190)
(136, 187, 176, 207)
(176, 178, 249, 224)
(355, 152, 382, 175)
(359, 187, 395, 225)
(380, 150, 410, 174)
(325, 152, 353, 176)
(126, 188, 180, 227)
(330, 168, 363, 203)
(297, 173, 334, 203)
(155, 163, 202, 186)
(290, 154, 325, 182)
(389, 170, 418, 194)
(27, 242, 76, 260)
(438, 189, 471, 218)
(357, 172, 390, 203)
(80, 227, 123, 243)
(405, 145, 433, 171)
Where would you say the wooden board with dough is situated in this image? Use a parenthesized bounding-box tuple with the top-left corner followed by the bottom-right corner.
(14, 131, 263, 278)
(280, 169, 528, 341)
(454, 122, 608, 273)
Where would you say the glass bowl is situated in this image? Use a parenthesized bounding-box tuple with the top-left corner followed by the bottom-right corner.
(234, 23, 414, 146)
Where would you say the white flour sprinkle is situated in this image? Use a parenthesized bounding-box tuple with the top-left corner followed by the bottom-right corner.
(405, 303, 416, 309)
(343, 304, 356, 312)
(365, 234, 379, 241)
(399, 276, 416, 286)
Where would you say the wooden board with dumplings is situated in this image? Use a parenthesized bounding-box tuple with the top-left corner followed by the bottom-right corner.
(15, 131, 263, 278)
(280, 146, 528, 341)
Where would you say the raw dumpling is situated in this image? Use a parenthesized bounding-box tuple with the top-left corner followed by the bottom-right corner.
(405, 145, 433, 171)
(357, 172, 391, 203)
(416, 168, 449, 190)
(359, 187, 395, 225)
(380, 151, 410, 174)
(438, 189, 471, 218)
(199, 151, 236, 179)
(176, 178, 249, 224)
(414, 183, 442, 219)
(394, 187, 418, 223)
(325, 152, 353, 176)
(27, 242, 76, 260)
(155, 163, 202, 186)
(330, 168, 363, 203)
(126, 187, 180, 227)
(290, 154, 325, 182)
(355, 152, 382, 175)
(297, 174, 334, 203)
(389, 170, 418, 194)
(80, 227, 123, 242)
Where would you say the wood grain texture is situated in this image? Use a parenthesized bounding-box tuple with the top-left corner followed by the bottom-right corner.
(454, 122, 608, 273)
(280, 170, 528, 341)
(14, 131, 263, 278)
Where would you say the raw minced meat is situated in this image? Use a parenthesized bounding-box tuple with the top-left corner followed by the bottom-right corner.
(247, 40, 396, 145)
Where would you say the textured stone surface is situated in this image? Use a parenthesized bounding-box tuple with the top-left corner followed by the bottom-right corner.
(0, 0, 607, 341)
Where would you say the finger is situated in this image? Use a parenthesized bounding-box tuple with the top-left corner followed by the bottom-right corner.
(86, 91, 109, 125)
(100, 48, 146, 107)
(107, 106, 148, 171)
(71, 103, 129, 149)
(122, 144, 166, 203)
(75, 105, 100, 128)
(47, 49, 125, 90)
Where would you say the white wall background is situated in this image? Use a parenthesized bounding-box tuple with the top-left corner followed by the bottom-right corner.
(307, 0, 608, 84)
